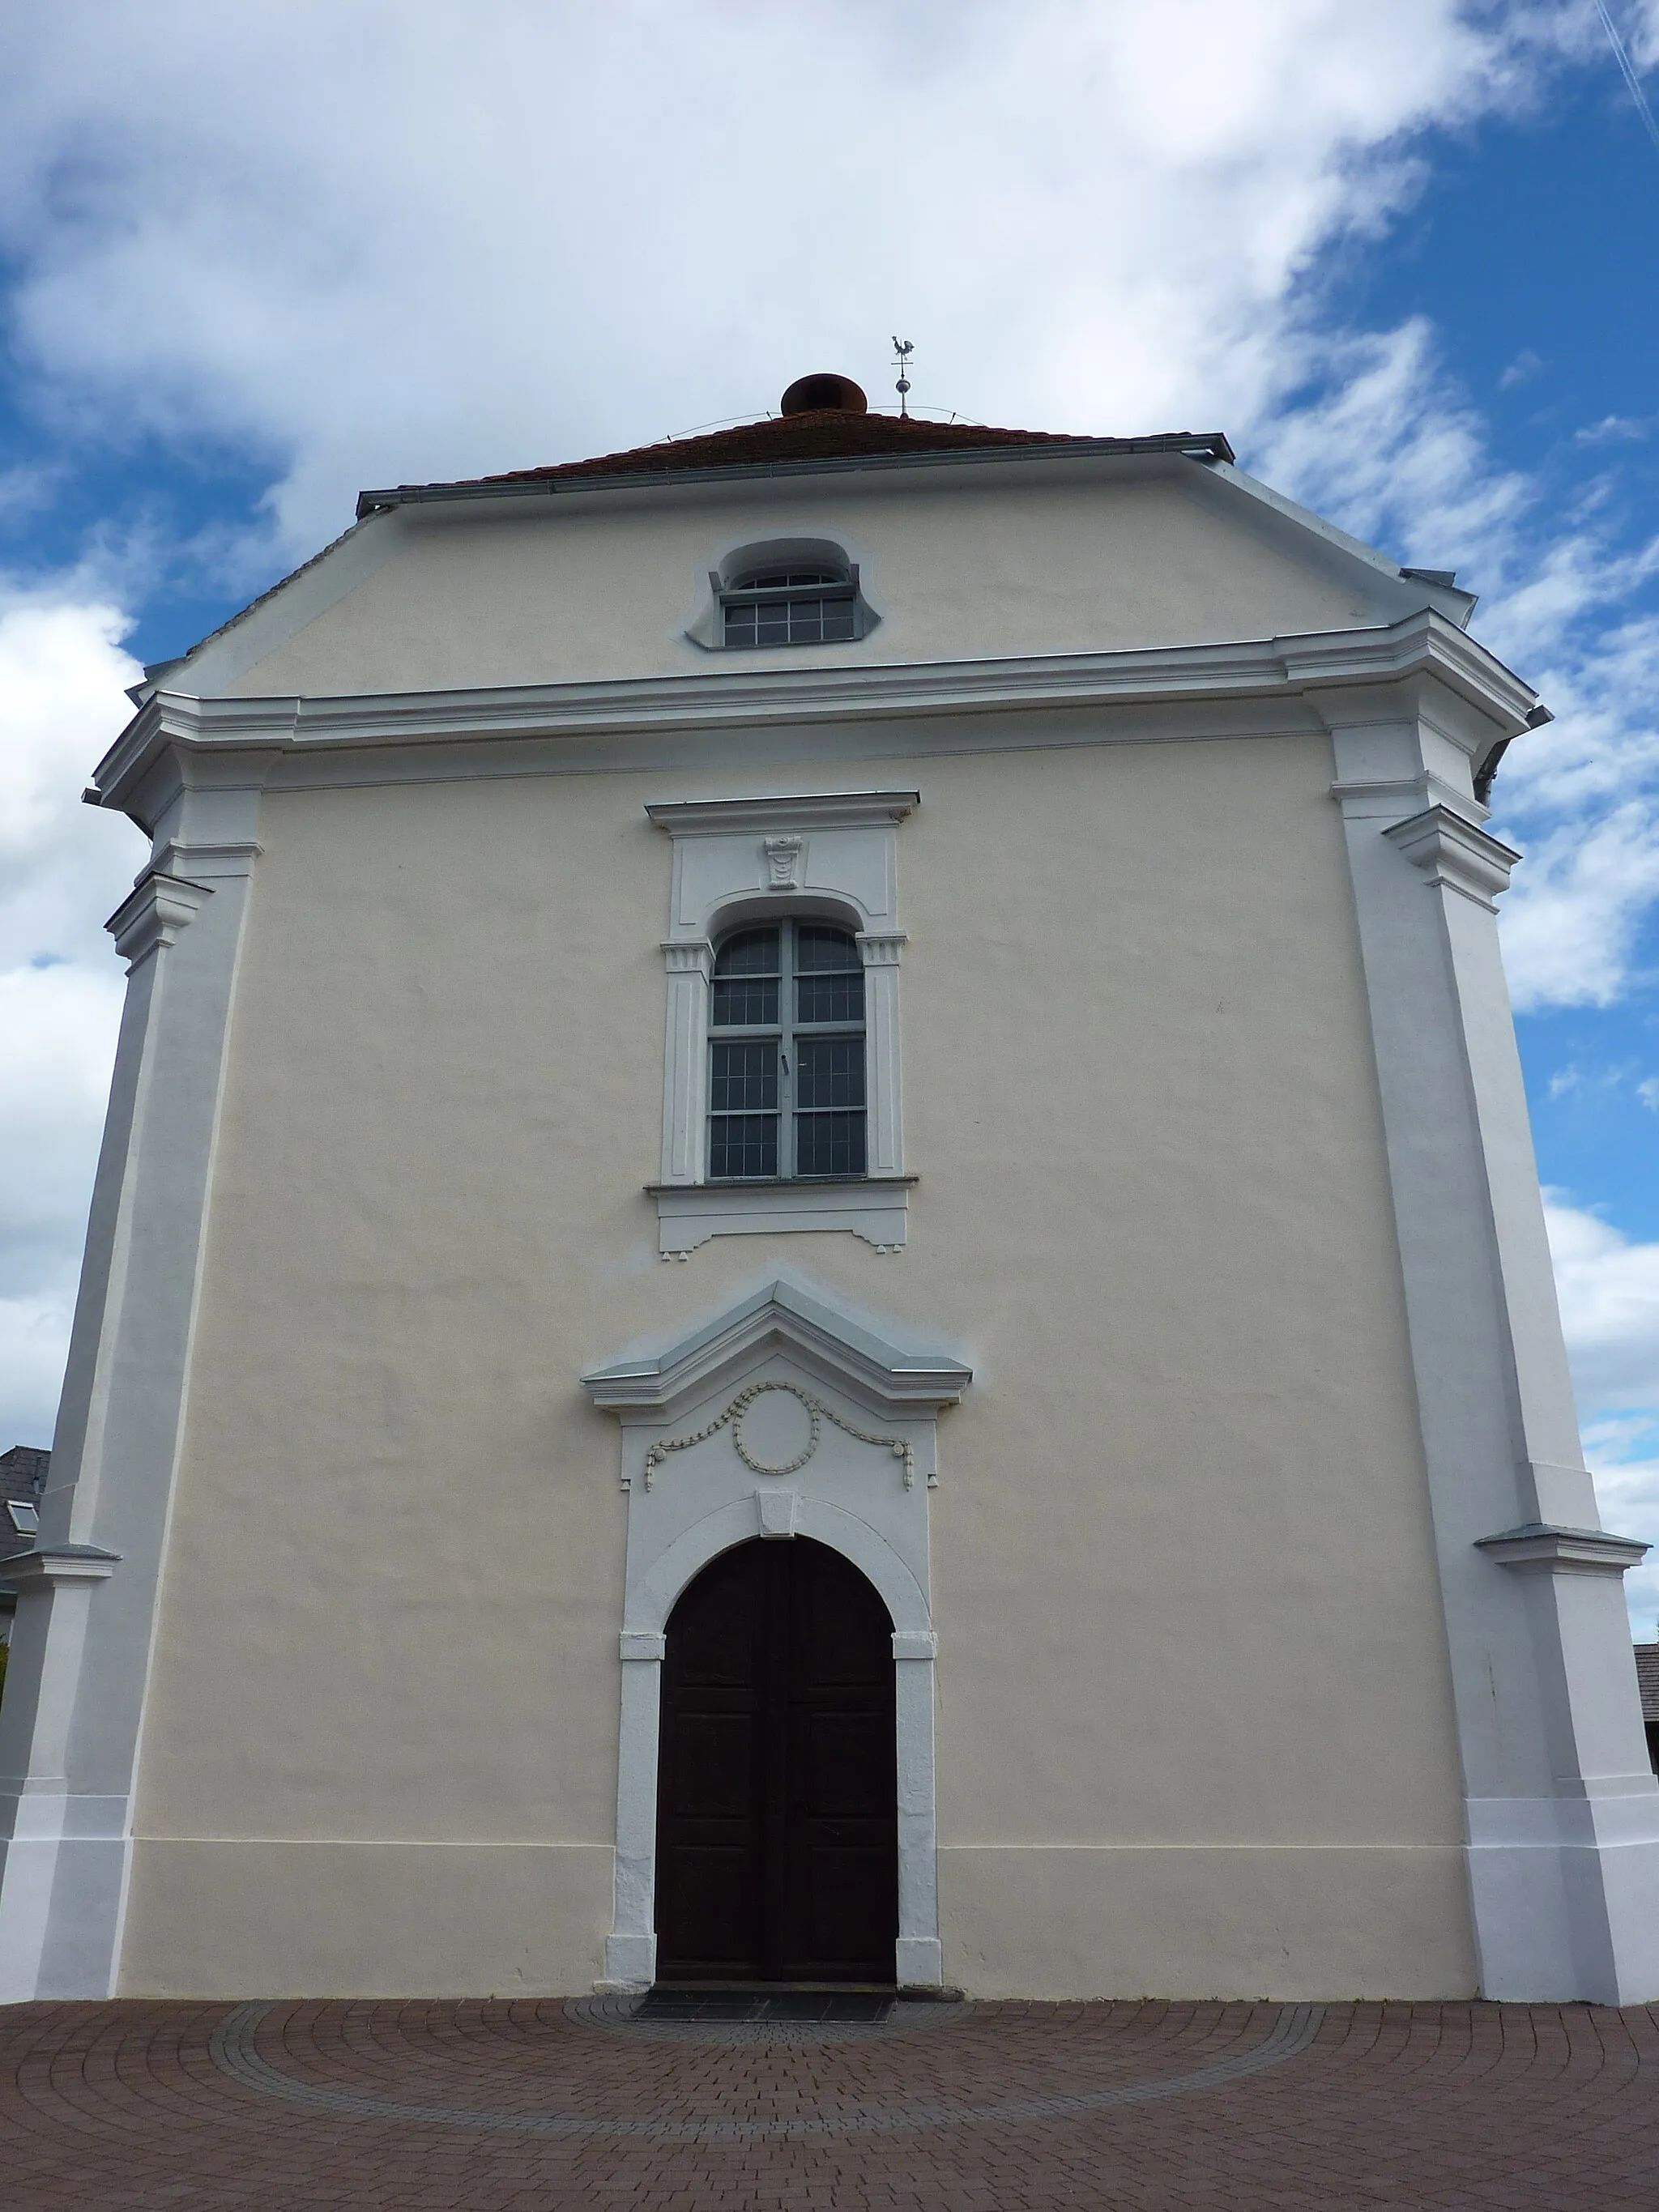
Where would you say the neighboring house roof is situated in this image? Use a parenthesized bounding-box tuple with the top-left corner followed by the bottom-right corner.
(1, 1444, 49, 1567)
(1636, 1643, 1659, 1724)
(354, 407, 1236, 516)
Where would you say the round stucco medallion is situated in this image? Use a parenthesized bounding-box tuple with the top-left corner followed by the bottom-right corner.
(733, 1383, 820, 1477)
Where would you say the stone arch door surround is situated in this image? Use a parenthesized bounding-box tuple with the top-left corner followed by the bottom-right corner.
(581, 1276, 971, 1990)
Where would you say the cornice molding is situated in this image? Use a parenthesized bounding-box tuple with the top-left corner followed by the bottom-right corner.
(0, 1544, 121, 1591)
(646, 791, 918, 834)
(1384, 804, 1521, 910)
(89, 611, 1541, 820)
(151, 837, 263, 880)
(104, 870, 214, 970)
(581, 1276, 970, 1417)
(1475, 1523, 1650, 1576)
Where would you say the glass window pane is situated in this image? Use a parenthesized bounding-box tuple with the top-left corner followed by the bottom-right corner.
(795, 1111, 867, 1178)
(711, 925, 779, 1026)
(821, 603, 855, 640)
(710, 1040, 778, 1112)
(710, 1116, 778, 1179)
(795, 1037, 864, 1110)
(714, 929, 780, 975)
(724, 606, 756, 644)
(713, 976, 778, 1025)
(795, 927, 859, 971)
(796, 970, 864, 1023)
(732, 569, 840, 590)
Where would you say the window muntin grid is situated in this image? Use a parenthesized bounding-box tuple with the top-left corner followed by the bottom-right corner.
(708, 921, 866, 1179)
(721, 566, 857, 650)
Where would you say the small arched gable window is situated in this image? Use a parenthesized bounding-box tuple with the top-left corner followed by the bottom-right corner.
(708, 920, 866, 1179)
(712, 541, 872, 650)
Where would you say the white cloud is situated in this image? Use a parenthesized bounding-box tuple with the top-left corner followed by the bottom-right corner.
(1546, 1196, 1659, 1637)
(1546, 1196, 1659, 1409)
(1583, 1417, 1659, 1641)
(1499, 803, 1659, 1010)
(1247, 309, 1659, 1014)
(1499, 347, 1543, 390)
(0, 594, 147, 1445)
(0, 1, 1556, 559)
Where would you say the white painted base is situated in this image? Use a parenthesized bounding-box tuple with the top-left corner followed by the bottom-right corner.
(1468, 1789, 1659, 2002)
(600, 1931, 657, 1992)
(0, 1818, 127, 2002)
(0, 1833, 56, 2004)
(895, 1937, 944, 1986)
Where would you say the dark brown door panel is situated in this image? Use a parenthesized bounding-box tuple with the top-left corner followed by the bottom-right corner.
(655, 1535, 898, 1982)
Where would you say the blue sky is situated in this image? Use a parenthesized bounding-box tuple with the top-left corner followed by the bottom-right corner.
(2, 0, 1658, 1626)
(1340, 45, 1659, 1244)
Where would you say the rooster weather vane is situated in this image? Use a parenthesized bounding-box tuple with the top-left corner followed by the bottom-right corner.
(892, 337, 914, 418)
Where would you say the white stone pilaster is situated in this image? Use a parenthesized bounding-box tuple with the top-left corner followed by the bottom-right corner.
(602, 1632, 665, 1991)
(859, 932, 906, 1178)
(893, 1630, 942, 1986)
(0, 809, 260, 2001)
(659, 940, 711, 1184)
(1330, 714, 1659, 2003)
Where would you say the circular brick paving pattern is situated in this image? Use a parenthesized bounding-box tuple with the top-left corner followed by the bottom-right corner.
(2, 1996, 1657, 2209)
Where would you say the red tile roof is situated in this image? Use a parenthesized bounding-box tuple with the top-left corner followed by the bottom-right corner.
(356, 411, 1235, 515)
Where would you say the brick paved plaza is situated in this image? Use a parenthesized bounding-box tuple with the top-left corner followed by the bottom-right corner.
(2, 1993, 1657, 2210)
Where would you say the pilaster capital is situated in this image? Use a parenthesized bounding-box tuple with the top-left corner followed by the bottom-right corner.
(104, 870, 214, 970)
(893, 1630, 938, 1660)
(857, 932, 906, 968)
(661, 940, 713, 978)
(1384, 803, 1520, 910)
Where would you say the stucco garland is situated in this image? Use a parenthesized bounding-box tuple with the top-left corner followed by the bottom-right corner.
(642, 1379, 915, 1490)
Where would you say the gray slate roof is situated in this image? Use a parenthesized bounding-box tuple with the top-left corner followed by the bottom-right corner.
(1635, 1643, 1659, 1725)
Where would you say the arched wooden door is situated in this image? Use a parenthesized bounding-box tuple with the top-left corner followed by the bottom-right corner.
(655, 1536, 898, 1983)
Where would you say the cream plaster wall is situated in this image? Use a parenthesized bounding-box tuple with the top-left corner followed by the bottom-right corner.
(121, 726, 1473, 1997)
(215, 467, 1383, 698)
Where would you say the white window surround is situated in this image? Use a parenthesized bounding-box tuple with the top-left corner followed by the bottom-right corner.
(581, 1275, 971, 1993)
(647, 791, 916, 1256)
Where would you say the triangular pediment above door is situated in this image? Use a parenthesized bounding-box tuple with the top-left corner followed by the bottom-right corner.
(580, 1275, 970, 1423)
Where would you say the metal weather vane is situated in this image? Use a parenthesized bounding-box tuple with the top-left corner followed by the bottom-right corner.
(892, 337, 915, 417)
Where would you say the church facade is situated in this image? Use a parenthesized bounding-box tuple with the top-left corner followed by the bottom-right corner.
(2, 378, 1656, 2005)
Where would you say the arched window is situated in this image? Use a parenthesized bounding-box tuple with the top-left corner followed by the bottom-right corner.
(709, 920, 866, 1179)
(722, 561, 858, 649)
(707, 540, 872, 651)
